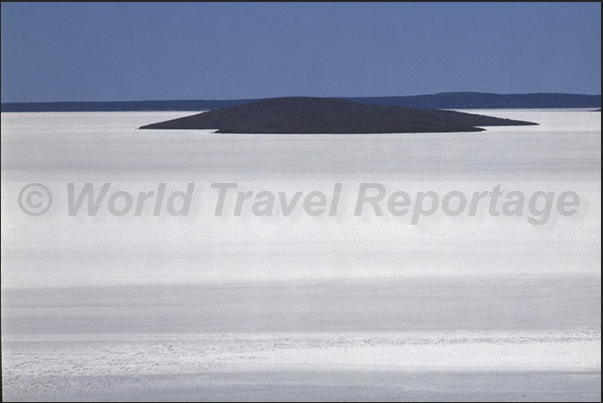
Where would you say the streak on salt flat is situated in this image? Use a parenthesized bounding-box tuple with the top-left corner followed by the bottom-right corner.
(2, 330, 600, 401)
(3, 329, 600, 373)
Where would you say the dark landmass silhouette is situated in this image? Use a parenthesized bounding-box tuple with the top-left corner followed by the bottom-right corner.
(139, 97, 537, 134)
(346, 92, 602, 109)
(2, 92, 600, 112)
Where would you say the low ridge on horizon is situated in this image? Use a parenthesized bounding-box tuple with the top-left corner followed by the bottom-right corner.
(1, 91, 600, 112)
(139, 96, 538, 134)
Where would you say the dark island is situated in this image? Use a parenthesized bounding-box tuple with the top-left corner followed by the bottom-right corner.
(139, 97, 537, 134)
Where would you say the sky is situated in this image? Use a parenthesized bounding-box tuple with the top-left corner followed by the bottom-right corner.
(1, 2, 601, 103)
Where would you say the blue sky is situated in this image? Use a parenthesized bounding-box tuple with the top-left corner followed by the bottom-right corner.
(1, 2, 601, 102)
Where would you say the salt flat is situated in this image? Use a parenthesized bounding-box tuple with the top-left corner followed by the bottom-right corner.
(2, 276, 600, 401)
(2, 276, 600, 335)
(2, 330, 600, 401)
(1, 109, 600, 401)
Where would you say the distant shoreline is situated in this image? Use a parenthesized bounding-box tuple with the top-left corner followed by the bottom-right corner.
(2, 92, 600, 112)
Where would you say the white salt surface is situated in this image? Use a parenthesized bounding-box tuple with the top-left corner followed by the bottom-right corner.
(2, 330, 600, 401)
(1, 109, 601, 401)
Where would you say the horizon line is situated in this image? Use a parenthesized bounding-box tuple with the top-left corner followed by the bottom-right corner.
(2, 91, 602, 105)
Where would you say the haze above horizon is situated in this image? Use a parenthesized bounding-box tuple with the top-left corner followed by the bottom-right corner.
(1, 2, 601, 103)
